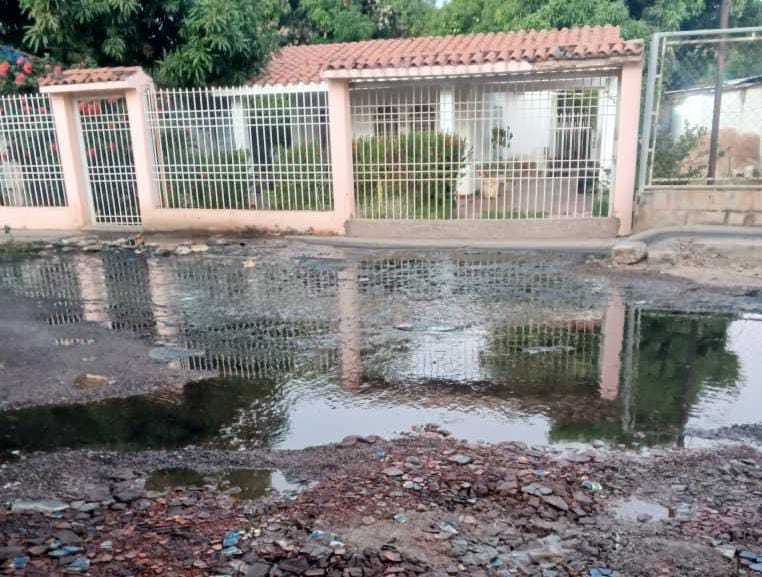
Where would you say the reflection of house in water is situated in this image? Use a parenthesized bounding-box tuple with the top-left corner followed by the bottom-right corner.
(0, 252, 745, 449)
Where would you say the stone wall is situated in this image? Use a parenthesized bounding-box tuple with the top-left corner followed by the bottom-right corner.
(635, 188, 762, 231)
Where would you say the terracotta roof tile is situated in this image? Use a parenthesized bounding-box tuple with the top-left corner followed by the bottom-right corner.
(38, 66, 144, 87)
(253, 25, 642, 85)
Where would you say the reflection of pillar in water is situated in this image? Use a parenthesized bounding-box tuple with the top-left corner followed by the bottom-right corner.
(147, 259, 179, 346)
(619, 305, 639, 434)
(337, 265, 361, 390)
(75, 255, 108, 325)
(598, 288, 625, 401)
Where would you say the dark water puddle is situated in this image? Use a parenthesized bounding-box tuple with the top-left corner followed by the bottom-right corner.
(145, 467, 304, 500)
(1, 250, 761, 456)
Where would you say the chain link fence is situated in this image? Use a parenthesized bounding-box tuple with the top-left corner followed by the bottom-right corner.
(640, 27, 762, 189)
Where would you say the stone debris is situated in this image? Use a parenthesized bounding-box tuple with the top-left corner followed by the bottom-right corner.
(611, 240, 648, 265)
(1, 437, 759, 577)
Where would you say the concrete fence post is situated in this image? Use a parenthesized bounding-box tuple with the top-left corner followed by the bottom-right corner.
(124, 79, 159, 226)
(326, 79, 355, 231)
(48, 93, 89, 228)
(612, 60, 644, 236)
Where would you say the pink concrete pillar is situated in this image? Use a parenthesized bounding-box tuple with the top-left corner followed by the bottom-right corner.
(125, 80, 159, 225)
(598, 289, 625, 401)
(49, 93, 90, 227)
(327, 79, 355, 231)
(612, 60, 643, 236)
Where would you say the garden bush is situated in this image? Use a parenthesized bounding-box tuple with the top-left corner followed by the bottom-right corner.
(267, 141, 333, 211)
(353, 131, 467, 218)
(157, 129, 251, 209)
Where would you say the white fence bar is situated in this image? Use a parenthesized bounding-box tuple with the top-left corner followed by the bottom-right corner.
(145, 84, 333, 211)
(77, 96, 141, 225)
(350, 74, 618, 220)
(0, 94, 66, 207)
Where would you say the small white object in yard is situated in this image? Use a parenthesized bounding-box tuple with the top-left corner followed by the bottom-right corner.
(242, 259, 256, 268)
(611, 240, 647, 265)
(190, 243, 209, 253)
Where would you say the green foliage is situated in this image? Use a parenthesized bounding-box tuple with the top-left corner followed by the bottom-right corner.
(353, 131, 467, 219)
(158, 128, 251, 209)
(14, 0, 283, 87)
(266, 141, 333, 211)
(158, 0, 282, 87)
(283, 0, 435, 44)
(652, 123, 707, 183)
(424, 0, 761, 39)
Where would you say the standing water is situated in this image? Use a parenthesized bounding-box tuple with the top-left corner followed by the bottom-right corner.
(0, 247, 760, 457)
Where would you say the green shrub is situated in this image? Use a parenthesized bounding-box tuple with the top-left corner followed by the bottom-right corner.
(267, 141, 333, 211)
(353, 131, 467, 218)
(158, 129, 251, 209)
(652, 124, 707, 184)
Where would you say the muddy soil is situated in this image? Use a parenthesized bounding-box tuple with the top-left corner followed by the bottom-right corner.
(1, 434, 761, 577)
(0, 291, 205, 410)
(632, 237, 762, 289)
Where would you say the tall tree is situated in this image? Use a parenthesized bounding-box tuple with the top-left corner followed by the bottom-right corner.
(13, 0, 283, 86)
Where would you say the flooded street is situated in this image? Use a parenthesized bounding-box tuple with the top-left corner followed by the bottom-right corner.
(2, 239, 762, 577)
(1, 241, 761, 456)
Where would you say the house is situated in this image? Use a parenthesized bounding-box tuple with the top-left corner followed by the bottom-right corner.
(249, 26, 640, 216)
(666, 77, 762, 179)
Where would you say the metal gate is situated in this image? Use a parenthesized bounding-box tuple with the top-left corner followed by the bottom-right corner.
(78, 96, 141, 225)
(638, 26, 762, 191)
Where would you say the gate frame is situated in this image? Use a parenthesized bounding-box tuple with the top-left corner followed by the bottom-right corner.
(40, 69, 156, 229)
(637, 26, 762, 193)
(74, 93, 142, 226)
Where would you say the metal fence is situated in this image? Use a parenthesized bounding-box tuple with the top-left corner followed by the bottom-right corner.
(78, 96, 141, 225)
(640, 27, 762, 189)
(0, 94, 66, 207)
(145, 84, 333, 211)
(350, 75, 619, 220)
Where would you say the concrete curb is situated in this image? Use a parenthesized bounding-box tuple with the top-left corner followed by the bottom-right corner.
(629, 225, 762, 246)
(290, 235, 616, 253)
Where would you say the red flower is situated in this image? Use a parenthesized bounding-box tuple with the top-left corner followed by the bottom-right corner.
(108, 122, 115, 129)
(109, 142, 118, 152)
(1, 152, 8, 161)
(16, 56, 25, 66)
(39, 106, 47, 114)
(50, 143, 58, 153)
(14, 72, 25, 86)
(53, 65, 62, 75)
(87, 147, 97, 158)
(91, 102, 101, 115)
(0, 61, 9, 77)
(23, 62, 32, 74)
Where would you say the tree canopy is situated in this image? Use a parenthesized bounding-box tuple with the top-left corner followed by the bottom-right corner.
(1, 0, 761, 88)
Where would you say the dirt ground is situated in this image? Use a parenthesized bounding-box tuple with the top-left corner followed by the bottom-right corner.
(634, 237, 762, 289)
(1, 433, 761, 577)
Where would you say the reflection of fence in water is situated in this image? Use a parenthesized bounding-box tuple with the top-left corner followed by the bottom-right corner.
(0, 257, 83, 325)
(480, 319, 601, 389)
(176, 318, 339, 379)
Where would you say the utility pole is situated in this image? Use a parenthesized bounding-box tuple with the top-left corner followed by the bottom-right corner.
(707, 0, 731, 182)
